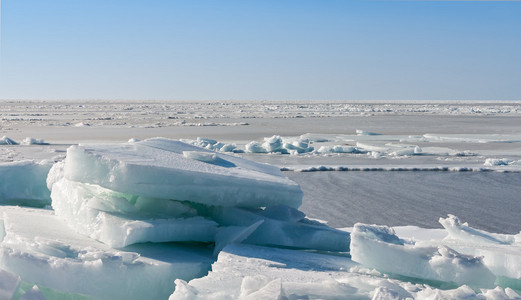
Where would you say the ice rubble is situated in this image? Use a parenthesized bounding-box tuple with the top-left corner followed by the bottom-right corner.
(0, 206, 213, 299)
(1, 137, 521, 299)
(171, 216, 521, 299)
(170, 243, 520, 300)
(0, 137, 353, 298)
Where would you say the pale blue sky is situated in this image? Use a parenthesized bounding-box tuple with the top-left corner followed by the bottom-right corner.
(0, 0, 520, 101)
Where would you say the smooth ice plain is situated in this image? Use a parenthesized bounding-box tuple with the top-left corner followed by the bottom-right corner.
(1, 100, 521, 299)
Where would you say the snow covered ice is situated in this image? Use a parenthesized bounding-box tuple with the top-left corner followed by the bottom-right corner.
(1, 101, 521, 299)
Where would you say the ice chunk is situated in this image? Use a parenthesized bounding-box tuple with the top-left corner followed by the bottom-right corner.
(0, 161, 53, 207)
(350, 223, 496, 288)
(62, 138, 302, 208)
(481, 287, 521, 299)
(46, 160, 65, 191)
(262, 135, 284, 153)
(484, 158, 521, 167)
(245, 141, 268, 153)
(239, 277, 282, 299)
(439, 215, 521, 280)
(440, 215, 514, 245)
(182, 151, 217, 163)
(356, 130, 381, 136)
(0, 136, 18, 145)
(51, 178, 218, 247)
(219, 143, 237, 152)
(0, 268, 20, 300)
(0, 206, 213, 300)
(20, 138, 48, 145)
(316, 145, 356, 154)
(211, 207, 350, 252)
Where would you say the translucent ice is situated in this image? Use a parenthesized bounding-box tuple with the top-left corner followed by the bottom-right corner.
(0, 161, 53, 207)
(211, 206, 350, 252)
(51, 178, 218, 247)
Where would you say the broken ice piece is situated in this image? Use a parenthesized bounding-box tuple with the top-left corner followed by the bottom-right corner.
(62, 138, 302, 208)
(350, 223, 496, 288)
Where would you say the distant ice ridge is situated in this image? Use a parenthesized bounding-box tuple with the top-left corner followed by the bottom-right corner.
(282, 165, 498, 172)
(0, 137, 47, 146)
(0, 136, 18, 145)
(484, 158, 521, 167)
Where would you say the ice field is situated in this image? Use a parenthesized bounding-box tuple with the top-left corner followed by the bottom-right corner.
(1, 100, 521, 299)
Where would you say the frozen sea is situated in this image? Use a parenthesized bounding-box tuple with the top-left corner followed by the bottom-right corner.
(4, 100, 519, 232)
(1, 100, 521, 299)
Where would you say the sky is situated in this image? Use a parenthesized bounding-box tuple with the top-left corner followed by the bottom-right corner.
(0, 0, 520, 101)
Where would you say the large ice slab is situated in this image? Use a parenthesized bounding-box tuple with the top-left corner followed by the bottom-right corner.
(0, 206, 213, 300)
(51, 178, 218, 248)
(0, 161, 53, 207)
(439, 215, 521, 281)
(62, 138, 302, 208)
(350, 223, 496, 288)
